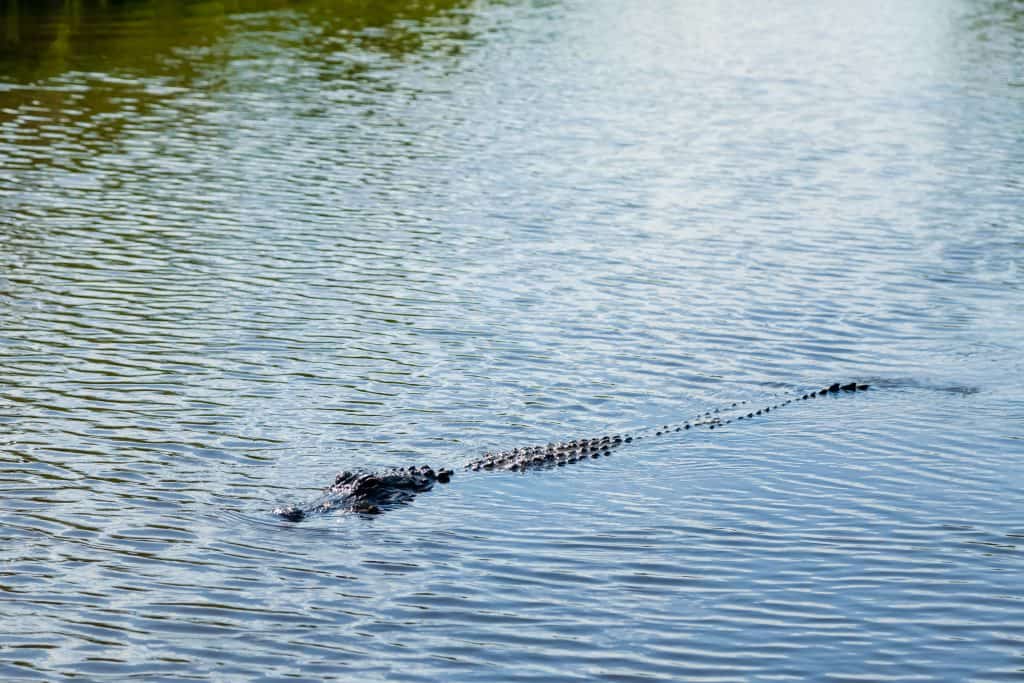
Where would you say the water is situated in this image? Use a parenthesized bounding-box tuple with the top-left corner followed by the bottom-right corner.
(1, 0, 1023, 679)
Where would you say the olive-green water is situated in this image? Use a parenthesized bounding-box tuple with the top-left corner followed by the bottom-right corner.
(2, 0, 1023, 680)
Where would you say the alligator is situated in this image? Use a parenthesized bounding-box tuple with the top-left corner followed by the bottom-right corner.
(274, 381, 869, 522)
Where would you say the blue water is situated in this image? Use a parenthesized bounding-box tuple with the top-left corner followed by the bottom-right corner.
(1, 0, 1023, 680)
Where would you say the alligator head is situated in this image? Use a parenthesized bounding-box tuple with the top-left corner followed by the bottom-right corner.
(274, 465, 453, 522)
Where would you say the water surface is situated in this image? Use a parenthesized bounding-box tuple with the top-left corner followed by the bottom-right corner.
(2, 0, 1023, 680)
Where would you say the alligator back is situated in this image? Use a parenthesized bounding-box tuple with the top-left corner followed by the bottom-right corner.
(463, 381, 868, 473)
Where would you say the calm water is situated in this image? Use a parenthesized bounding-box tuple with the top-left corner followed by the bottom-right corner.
(2, 0, 1023, 680)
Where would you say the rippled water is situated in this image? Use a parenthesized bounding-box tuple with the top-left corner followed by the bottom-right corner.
(2, 0, 1023, 680)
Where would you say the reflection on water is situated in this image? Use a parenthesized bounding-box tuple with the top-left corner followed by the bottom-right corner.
(0, 0, 472, 76)
(2, 0, 1024, 680)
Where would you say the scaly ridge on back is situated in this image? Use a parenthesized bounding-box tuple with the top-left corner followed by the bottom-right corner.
(462, 381, 868, 473)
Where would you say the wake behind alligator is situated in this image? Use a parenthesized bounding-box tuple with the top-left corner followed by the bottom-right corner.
(274, 382, 870, 521)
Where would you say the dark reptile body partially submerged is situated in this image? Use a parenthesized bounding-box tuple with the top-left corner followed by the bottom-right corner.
(274, 465, 454, 522)
(275, 382, 869, 521)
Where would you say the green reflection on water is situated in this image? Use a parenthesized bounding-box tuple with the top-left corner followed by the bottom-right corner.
(0, 0, 469, 82)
